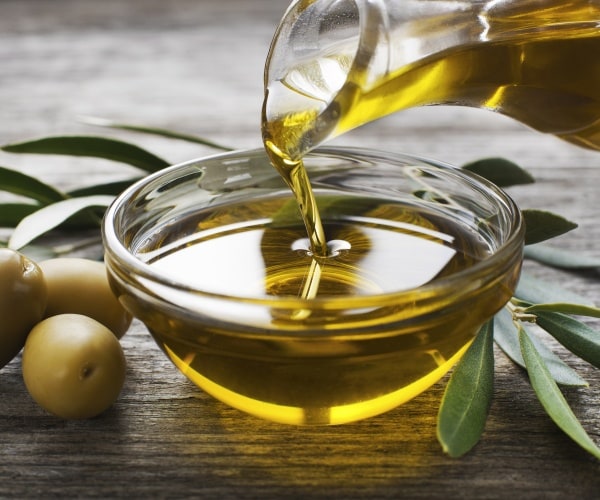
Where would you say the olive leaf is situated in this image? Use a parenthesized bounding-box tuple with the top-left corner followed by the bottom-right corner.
(515, 272, 595, 307)
(524, 302, 600, 319)
(0, 203, 41, 227)
(0, 165, 66, 203)
(437, 321, 494, 457)
(534, 311, 600, 369)
(519, 325, 600, 460)
(494, 307, 588, 387)
(80, 116, 233, 151)
(2, 136, 170, 173)
(1, 236, 102, 261)
(0, 202, 106, 231)
(522, 209, 578, 245)
(68, 178, 143, 197)
(462, 157, 535, 187)
(10, 243, 59, 261)
(524, 243, 600, 271)
(8, 195, 115, 250)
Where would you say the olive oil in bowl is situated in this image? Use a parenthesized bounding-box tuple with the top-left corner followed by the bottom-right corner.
(103, 148, 524, 424)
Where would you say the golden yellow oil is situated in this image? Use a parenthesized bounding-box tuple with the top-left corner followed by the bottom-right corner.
(246, 3, 583, 423)
(262, 19, 600, 270)
(263, 27, 600, 159)
(132, 194, 511, 424)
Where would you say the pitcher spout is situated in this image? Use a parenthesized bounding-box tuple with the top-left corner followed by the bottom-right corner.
(263, 0, 600, 157)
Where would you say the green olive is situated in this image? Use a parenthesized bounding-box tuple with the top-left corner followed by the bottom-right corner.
(22, 313, 126, 419)
(0, 248, 47, 369)
(39, 258, 131, 338)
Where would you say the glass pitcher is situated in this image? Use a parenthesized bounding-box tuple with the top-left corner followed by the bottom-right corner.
(262, 0, 600, 161)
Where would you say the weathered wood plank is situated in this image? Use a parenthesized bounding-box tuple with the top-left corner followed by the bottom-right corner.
(0, 1, 598, 498)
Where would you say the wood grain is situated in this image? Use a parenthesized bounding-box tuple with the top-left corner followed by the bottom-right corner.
(0, 1, 598, 498)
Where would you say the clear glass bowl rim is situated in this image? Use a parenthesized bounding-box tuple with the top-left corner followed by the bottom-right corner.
(102, 146, 525, 309)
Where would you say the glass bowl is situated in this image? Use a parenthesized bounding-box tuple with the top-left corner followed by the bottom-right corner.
(102, 147, 525, 425)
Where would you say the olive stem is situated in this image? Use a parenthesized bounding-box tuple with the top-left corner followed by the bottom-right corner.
(507, 299, 537, 323)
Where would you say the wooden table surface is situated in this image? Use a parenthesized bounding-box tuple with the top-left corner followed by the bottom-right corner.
(1, 1, 599, 498)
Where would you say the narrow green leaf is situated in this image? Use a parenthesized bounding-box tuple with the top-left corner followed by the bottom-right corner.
(68, 178, 142, 197)
(525, 302, 600, 319)
(8, 195, 115, 250)
(0, 240, 97, 261)
(494, 308, 588, 386)
(2, 136, 170, 172)
(80, 116, 233, 151)
(0, 199, 109, 230)
(18, 244, 59, 261)
(534, 311, 600, 369)
(516, 272, 594, 307)
(524, 243, 600, 270)
(494, 308, 525, 365)
(0, 165, 66, 203)
(519, 326, 600, 459)
(462, 157, 535, 187)
(0, 203, 41, 227)
(437, 321, 494, 457)
(0, 202, 102, 230)
(522, 209, 578, 245)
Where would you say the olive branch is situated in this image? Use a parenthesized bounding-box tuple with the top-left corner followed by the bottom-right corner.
(0, 119, 598, 459)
